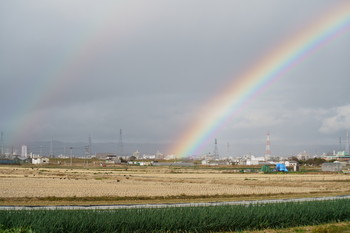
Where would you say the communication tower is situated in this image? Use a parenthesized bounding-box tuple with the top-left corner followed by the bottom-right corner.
(85, 135, 92, 157)
(213, 138, 219, 159)
(265, 131, 271, 160)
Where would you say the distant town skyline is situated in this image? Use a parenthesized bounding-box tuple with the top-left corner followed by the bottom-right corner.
(1, 1, 350, 156)
(1, 131, 348, 158)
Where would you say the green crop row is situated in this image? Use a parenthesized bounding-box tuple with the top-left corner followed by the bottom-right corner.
(1, 199, 350, 233)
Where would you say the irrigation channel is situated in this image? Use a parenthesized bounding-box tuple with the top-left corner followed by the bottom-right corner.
(1, 195, 350, 210)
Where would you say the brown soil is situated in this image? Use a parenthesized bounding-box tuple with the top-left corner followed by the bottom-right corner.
(1, 165, 350, 206)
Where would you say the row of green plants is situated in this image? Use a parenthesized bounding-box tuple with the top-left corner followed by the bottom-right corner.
(1, 199, 350, 232)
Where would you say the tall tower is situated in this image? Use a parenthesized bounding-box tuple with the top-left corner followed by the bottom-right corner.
(213, 138, 219, 159)
(265, 131, 271, 160)
(69, 147, 73, 166)
(118, 129, 124, 156)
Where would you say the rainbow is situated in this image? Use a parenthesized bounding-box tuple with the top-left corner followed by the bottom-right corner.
(7, 3, 137, 144)
(170, 2, 350, 157)
(7, 30, 106, 144)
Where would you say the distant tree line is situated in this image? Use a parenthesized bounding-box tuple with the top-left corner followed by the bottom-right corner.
(290, 157, 328, 166)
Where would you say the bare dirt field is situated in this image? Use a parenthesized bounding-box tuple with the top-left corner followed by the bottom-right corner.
(1, 165, 350, 205)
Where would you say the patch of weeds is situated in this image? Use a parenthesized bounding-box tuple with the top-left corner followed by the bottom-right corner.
(311, 224, 350, 233)
(94, 177, 107, 180)
(293, 228, 307, 232)
(0, 224, 35, 233)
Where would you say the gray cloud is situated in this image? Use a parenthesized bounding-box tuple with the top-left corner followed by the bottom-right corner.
(1, 0, 349, 156)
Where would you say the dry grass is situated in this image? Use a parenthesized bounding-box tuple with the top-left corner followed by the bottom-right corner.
(242, 221, 350, 233)
(1, 165, 350, 205)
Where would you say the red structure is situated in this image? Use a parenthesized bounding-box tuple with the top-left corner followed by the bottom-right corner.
(265, 131, 271, 158)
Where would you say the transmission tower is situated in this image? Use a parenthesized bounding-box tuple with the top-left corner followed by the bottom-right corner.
(88, 135, 92, 156)
(227, 142, 230, 156)
(118, 129, 124, 156)
(265, 131, 271, 160)
(50, 136, 53, 157)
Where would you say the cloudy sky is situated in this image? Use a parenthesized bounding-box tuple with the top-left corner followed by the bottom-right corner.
(1, 0, 350, 157)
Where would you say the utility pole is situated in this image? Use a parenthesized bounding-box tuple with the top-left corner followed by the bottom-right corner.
(70, 147, 73, 166)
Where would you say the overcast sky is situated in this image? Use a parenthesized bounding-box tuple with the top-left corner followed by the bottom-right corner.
(1, 0, 350, 157)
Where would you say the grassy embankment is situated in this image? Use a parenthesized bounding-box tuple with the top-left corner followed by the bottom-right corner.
(1, 199, 350, 232)
(2, 191, 350, 206)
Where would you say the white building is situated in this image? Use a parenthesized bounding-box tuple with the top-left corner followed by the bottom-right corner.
(297, 151, 311, 160)
(32, 156, 49, 164)
(21, 145, 28, 158)
(164, 154, 177, 160)
(246, 156, 266, 165)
